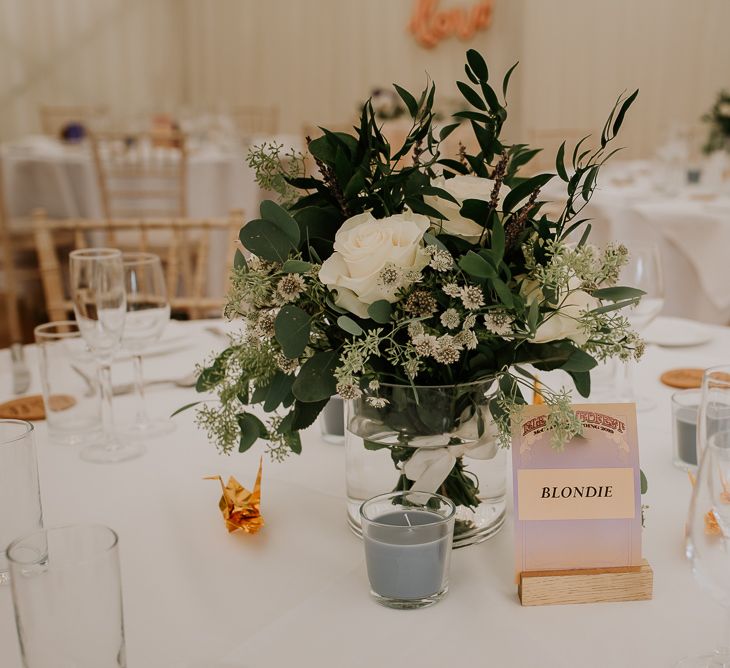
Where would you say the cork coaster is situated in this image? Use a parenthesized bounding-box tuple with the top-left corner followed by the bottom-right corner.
(660, 369, 705, 389)
(0, 394, 75, 421)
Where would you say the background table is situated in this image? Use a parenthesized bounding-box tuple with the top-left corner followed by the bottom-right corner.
(0, 133, 304, 221)
(0, 317, 727, 667)
(545, 160, 730, 325)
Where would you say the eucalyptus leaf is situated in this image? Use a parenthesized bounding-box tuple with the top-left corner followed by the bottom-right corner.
(170, 401, 202, 418)
(239, 220, 295, 263)
(292, 350, 339, 402)
(263, 371, 295, 412)
(459, 251, 496, 279)
(281, 259, 313, 274)
(237, 412, 267, 453)
(592, 286, 646, 301)
(274, 305, 311, 358)
(368, 300, 392, 324)
(337, 315, 364, 336)
(260, 200, 300, 246)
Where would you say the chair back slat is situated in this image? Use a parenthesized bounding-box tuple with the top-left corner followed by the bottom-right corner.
(90, 131, 189, 224)
(32, 212, 242, 321)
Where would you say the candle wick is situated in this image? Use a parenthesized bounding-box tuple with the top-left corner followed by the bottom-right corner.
(404, 513, 412, 527)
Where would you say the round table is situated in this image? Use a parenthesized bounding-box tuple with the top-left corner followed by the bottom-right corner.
(0, 317, 725, 667)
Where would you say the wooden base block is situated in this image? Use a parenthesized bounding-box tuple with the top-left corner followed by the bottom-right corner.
(518, 559, 653, 606)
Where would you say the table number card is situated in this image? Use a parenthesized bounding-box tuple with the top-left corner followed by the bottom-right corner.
(512, 403, 642, 577)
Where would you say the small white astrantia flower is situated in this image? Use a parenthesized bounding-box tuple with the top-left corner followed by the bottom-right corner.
(460, 285, 485, 310)
(366, 396, 389, 408)
(443, 282, 461, 298)
(276, 274, 306, 302)
(483, 312, 514, 337)
(440, 308, 460, 330)
(433, 334, 462, 364)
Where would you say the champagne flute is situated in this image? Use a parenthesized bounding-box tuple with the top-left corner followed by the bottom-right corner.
(120, 252, 174, 438)
(679, 430, 730, 667)
(616, 243, 665, 410)
(69, 248, 144, 463)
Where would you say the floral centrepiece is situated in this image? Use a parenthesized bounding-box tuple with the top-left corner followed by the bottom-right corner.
(193, 50, 643, 540)
(703, 90, 730, 154)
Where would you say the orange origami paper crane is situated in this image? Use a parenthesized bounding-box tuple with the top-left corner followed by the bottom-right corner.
(205, 458, 264, 534)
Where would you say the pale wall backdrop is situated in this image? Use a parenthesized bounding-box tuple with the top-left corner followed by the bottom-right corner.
(1, 0, 728, 158)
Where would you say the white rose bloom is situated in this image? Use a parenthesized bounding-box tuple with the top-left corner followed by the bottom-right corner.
(533, 287, 597, 345)
(718, 102, 730, 118)
(423, 174, 511, 242)
(318, 210, 430, 318)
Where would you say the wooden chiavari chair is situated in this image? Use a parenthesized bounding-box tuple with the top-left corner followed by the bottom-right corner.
(90, 130, 188, 222)
(39, 105, 108, 138)
(0, 159, 22, 343)
(33, 210, 243, 322)
(232, 106, 279, 137)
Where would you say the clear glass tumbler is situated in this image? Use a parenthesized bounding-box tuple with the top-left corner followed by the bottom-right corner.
(0, 419, 43, 584)
(34, 321, 102, 446)
(360, 491, 455, 609)
(7, 524, 127, 667)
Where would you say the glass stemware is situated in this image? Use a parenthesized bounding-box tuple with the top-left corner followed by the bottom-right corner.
(680, 430, 730, 667)
(616, 243, 665, 410)
(69, 248, 144, 463)
(120, 252, 174, 438)
(697, 367, 730, 469)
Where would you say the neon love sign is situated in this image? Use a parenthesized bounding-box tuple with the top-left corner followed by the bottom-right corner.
(409, 0, 494, 49)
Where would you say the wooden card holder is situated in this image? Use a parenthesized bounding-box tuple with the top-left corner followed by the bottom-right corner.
(518, 559, 653, 606)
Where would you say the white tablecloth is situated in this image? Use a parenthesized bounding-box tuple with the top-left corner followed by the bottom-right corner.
(0, 317, 727, 667)
(546, 160, 730, 324)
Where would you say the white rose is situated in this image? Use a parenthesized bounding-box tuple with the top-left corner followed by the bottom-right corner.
(533, 288, 597, 345)
(318, 210, 430, 318)
(718, 102, 730, 118)
(423, 174, 512, 242)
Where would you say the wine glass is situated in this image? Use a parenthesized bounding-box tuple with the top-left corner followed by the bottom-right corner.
(69, 248, 144, 463)
(697, 366, 730, 468)
(616, 243, 665, 410)
(120, 252, 174, 438)
(680, 430, 730, 667)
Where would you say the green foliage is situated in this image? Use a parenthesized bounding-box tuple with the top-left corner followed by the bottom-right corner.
(194, 48, 641, 490)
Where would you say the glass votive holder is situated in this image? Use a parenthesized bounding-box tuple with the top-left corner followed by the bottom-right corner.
(672, 388, 700, 470)
(34, 321, 102, 446)
(319, 396, 345, 444)
(360, 491, 455, 610)
(0, 419, 43, 584)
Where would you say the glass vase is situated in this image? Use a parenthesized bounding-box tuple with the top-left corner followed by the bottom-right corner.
(345, 378, 506, 548)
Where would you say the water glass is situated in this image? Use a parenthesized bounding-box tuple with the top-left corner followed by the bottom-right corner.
(34, 321, 102, 446)
(697, 365, 730, 465)
(7, 524, 126, 667)
(69, 248, 143, 463)
(616, 242, 665, 410)
(680, 431, 730, 667)
(0, 420, 43, 584)
(672, 389, 700, 470)
(120, 252, 174, 438)
(360, 491, 455, 609)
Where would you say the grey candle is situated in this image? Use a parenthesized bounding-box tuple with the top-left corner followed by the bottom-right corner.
(672, 390, 700, 470)
(360, 492, 455, 609)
